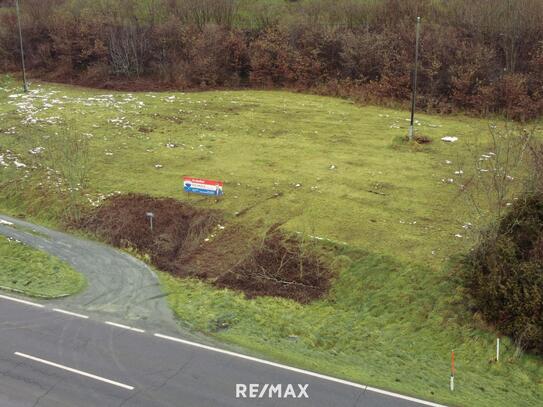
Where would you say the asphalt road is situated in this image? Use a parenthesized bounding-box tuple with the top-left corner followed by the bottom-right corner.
(0, 215, 445, 407)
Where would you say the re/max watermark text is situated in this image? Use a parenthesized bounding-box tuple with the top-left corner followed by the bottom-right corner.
(236, 383, 309, 399)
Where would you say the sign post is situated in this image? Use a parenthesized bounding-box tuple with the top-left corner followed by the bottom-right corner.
(146, 212, 155, 231)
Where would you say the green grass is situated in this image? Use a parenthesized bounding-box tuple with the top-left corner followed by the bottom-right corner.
(157, 251, 543, 407)
(0, 77, 541, 406)
(0, 234, 85, 298)
(0, 79, 511, 266)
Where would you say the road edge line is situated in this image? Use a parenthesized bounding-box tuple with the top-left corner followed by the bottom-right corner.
(105, 321, 145, 333)
(153, 333, 446, 407)
(53, 308, 89, 319)
(14, 352, 134, 390)
(0, 294, 44, 308)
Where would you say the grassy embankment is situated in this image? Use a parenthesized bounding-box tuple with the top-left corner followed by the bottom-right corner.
(0, 233, 85, 298)
(0, 77, 541, 406)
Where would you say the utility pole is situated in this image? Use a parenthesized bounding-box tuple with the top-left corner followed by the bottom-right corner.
(408, 16, 421, 141)
(15, 0, 28, 93)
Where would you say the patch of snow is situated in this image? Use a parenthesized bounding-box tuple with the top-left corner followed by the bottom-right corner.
(441, 136, 458, 143)
(29, 147, 45, 155)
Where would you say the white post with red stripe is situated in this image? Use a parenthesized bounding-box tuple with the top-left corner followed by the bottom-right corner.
(450, 350, 455, 391)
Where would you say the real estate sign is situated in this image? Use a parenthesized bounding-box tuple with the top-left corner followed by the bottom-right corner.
(183, 177, 224, 196)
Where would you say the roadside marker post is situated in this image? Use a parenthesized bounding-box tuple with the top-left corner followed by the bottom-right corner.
(496, 337, 500, 362)
(450, 351, 455, 391)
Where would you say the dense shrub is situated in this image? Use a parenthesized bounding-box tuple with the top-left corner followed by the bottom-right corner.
(462, 195, 543, 353)
(1, 0, 542, 119)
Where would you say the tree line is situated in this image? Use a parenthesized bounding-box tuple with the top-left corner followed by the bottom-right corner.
(1, 0, 542, 120)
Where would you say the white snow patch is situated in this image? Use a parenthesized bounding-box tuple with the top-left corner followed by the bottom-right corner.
(441, 136, 458, 143)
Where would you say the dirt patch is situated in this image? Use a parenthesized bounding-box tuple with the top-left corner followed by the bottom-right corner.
(215, 225, 332, 303)
(76, 194, 222, 274)
(76, 194, 333, 303)
(414, 134, 432, 144)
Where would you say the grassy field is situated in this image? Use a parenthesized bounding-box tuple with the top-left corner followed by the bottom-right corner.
(0, 76, 541, 406)
(0, 234, 85, 298)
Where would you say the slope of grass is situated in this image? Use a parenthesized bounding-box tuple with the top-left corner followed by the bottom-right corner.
(0, 79, 510, 266)
(0, 234, 85, 298)
(157, 249, 543, 407)
(0, 77, 541, 406)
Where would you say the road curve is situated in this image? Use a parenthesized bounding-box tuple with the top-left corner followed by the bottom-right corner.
(0, 213, 177, 334)
(0, 214, 446, 407)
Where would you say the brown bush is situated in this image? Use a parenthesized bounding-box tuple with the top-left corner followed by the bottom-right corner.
(1, 0, 543, 120)
(216, 225, 332, 303)
(76, 194, 333, 303)
(461, 195, 543, 353)
(76, 194, 222, 273)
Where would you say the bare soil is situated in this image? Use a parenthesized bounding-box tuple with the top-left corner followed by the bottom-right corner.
(76, 194, 332, 303)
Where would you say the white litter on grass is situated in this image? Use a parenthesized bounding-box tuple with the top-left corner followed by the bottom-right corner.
(441, 136, 458, 143)
(454, 170, 464, 175)
(444, 160, 452, 165)
(155, 164, 163, 169)
(329, 164, 336, 170)
(13, 160, 27, 169)
(29, 147, 45, 155)
(455, 234, 463, 238)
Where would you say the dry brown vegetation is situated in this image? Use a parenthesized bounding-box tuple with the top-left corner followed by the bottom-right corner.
(76, 194, 333, 303)
(1, 0, 542, 120)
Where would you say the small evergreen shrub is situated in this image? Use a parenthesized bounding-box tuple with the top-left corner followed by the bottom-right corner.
(461, 195, 543, 353)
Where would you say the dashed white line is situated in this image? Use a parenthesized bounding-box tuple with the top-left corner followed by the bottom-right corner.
(0, 294, 44, 308)
(105, 321, 145, 333)
(53, 308, 89, 319)
(1, 290, 443, 405)
(14, 352, 134, 390)
(153, 333, 446, 407)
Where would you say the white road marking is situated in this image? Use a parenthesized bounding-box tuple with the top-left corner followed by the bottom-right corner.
(53, 308, 89, 319)
(0, 294, 44, 308)
(154, 333, 446, 407)
(14, 352, 134, 390)
(105, 321, 145, 333)
(0, 283, 443, 405)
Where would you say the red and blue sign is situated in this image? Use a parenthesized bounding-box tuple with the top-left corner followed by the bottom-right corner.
(183, 177, 224, 196)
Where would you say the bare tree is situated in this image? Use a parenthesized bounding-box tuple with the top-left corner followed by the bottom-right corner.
(459, 124, 535, 228)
